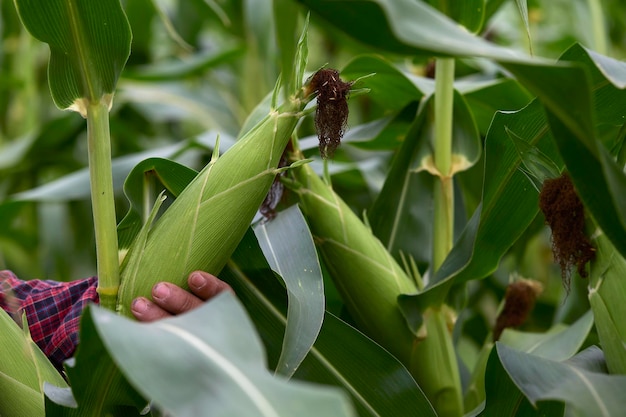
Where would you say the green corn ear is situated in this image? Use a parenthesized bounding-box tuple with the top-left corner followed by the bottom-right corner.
(289, 159, 418, 363)
(116, 93, 310, 316)
(409, 306, 463, 417)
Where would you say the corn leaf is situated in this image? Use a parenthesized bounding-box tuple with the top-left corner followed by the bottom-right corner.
(44, 312, 147, 417)
(370, 90, 480, 267)
(13, 0, 131, 113)
(117, 81, 242, 135)
(466, 310, 594, 413)
(588, 231, 626, 374)
(514, 0, 533, 55)
(499, 310, 594, 361)
(481, 345, 565, 417)
(10, 132, 227, 203)
(483, 344, 626, 417)
(0, 309, 67, 417)
(222, 228, 435, 417)
(253, 205, 324, 379)
(341, 55, 424, 113)
(547, 44, 626, 261)
(116, 157, 198, 253)
(298, 0, 516, 58)
(447, 0, 486, 34)
(90, 293, 355, 417)
(122, 46, 244, 81)
(368, 102, 433, 266)
(273, 0, 301, 97)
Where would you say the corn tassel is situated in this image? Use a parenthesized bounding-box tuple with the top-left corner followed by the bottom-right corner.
(116, 90, 311, 316)
(288, 156, 418, 363)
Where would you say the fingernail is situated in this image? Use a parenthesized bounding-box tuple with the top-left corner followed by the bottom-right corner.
(190, 272, 206, 289)
(153, 283, 170, 300)
(132, 298, 148, 313)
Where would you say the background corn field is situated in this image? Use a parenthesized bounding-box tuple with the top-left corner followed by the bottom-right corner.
(2, 0, 626, 416)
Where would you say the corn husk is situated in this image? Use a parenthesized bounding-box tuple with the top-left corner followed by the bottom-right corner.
(289, 159, 418, 363)
(409, 306, 463, 417)
(116, 94, 309, 316)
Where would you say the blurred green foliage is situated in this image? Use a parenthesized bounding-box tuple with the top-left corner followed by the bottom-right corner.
(2, 1, 626, 414)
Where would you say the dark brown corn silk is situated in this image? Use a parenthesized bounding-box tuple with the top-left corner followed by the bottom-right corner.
(260, 151, 289, 220)
(538, 173, 595, 290)
(493, 280, 542, 341)
(310, 69, 352, 159)
(493, 280, 543, 342)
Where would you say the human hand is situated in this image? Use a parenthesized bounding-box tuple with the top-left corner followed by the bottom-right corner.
(130, 271, 232, 322)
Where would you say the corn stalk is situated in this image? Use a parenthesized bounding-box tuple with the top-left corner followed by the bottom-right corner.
(408, 57, 463, 417)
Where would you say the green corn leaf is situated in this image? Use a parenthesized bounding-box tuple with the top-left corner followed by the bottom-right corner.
(588, 230, 626, 374)
(368, 102, 433, 266)
(222, 228, 435, 417)
(484, 344, 626, 417)
(463, 78, 533, 137)
(44, 311, 147, 416)
(499, 310, 594, 361)
(90, 294, 355, 417)
(448, 0, 486, 34)
(253, 205, 325, 379)
(514, 0, 533, 55)
(273, 0, 300, 97)
(117, 81, 242, 135)
(547, 45, 626, 261)
(481, 345, 565, 417)
(298, 0, 514, 58)
(13, 0, 131, 114)
(0, 309, 67, 417)
(465, 310, 595, 412)
(116, 157, 198, 255)
(341, 55, 425, 112)
(122, 47, 244, 81)
(9, 132, 227, 203)
(150, 0, 193, 52)
(506, 127, 561, 192)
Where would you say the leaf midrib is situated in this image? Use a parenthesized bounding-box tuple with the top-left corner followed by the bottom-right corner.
(65, 0, 98, 102)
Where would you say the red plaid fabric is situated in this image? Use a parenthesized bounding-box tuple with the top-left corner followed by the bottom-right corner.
(0, 270, 98, 370)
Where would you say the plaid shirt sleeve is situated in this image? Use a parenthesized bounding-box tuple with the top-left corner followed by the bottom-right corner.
(0, 270, 99, 370)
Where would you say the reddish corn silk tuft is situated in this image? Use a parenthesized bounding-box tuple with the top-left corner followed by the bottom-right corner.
(309, 68, 352, 159)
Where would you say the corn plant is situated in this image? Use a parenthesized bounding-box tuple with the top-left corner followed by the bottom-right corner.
(3, 0, 626, 416)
